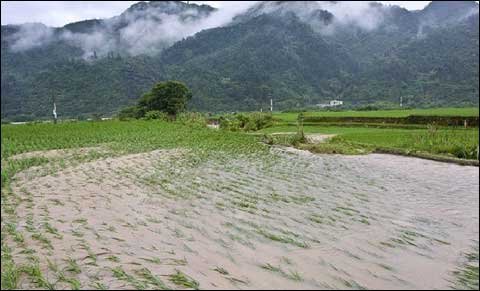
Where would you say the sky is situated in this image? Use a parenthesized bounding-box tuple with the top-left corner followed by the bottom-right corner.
(1, 1, 433, 27)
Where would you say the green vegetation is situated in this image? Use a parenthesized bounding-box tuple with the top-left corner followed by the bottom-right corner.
(256, 228, 309, 248)
(1, 119, 266, 159)
(111, 266, 146, 289)
(143, 110, 168, 121)
(1, 108, 478, 289)
(2, 2, 478, 120)
(118, 81, 192, 120)
(273, 107, 479, 123)
(0, 118, 267, 289)
(218, 112, 274, 132)
(135, 268, 169, 290)
(258, 108, 479, 160)
(261, 125, 479, 160)
(451, 244, 479, 290)
(138, 81, 192, 118)
(260, 263, 303, 282)
(168, 270, 199, 289)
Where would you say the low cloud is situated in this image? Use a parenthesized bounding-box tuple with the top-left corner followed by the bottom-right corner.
(10, 1, 474, 57)
(317, 1, 385, 31)
(6, 1, 257, 58)
(236, 1, 386, 35)
(9, 23, 54, 51)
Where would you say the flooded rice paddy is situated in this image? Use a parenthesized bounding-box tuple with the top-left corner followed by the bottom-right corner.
(6, 147, 479, 289)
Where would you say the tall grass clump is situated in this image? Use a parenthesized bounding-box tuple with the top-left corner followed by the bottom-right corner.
(219, 112, 273, 132)
(413, 125, 479, 159)
(143, 110, 168, 121)
(176, 112, 207, 128)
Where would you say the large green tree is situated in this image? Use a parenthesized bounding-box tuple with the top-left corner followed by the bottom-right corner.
(139, 81, 192, 117)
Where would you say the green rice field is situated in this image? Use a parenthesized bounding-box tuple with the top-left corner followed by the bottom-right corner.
(274, 107, 479, 122)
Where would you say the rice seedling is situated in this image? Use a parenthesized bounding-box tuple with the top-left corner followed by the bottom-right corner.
(64, 257, 82, 274)
(106, 255, 120, 263)
(260, 263, 303, 282)
(31, 233, 53, 250)
(134, 268, 170, 290)
(111, 266, 146, 290)
(168, 270, 199, 290)
(213, 266, 229, 275)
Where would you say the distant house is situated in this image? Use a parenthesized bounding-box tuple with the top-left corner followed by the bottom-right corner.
(316, 100, 344, 108)
(329, 100, 343, 106)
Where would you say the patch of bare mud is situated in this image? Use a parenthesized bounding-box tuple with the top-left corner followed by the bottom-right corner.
(7, 148, 479, 289)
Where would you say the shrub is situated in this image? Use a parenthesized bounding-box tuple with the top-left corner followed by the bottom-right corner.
(176, 112, 207, 127)
(118, 106, 142, 121)
(218, 112, 273, 132)
(144, 110, 168, 121)
(219, 116, 241, 131)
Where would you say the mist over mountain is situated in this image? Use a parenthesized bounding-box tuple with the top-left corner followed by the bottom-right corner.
(1, 1, 479, 120)
(4, 1, 219, 57)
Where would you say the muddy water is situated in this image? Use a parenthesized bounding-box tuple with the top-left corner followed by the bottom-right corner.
(10, 148, 479, 289)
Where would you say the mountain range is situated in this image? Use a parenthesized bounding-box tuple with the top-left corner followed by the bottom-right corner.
(1, 1, 479, 121)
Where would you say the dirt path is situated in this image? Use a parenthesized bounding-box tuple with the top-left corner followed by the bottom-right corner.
(5, 148, 479, 289)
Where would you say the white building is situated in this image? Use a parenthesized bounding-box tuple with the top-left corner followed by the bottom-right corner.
(329, 100, 343, 106)
(316, 100, 344, 108)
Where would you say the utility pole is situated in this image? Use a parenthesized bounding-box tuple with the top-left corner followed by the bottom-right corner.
(52, 96, 57, 124)
(400, 96, 403, 108)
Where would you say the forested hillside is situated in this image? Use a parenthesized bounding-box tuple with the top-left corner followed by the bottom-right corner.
(1, 1, 479, 120)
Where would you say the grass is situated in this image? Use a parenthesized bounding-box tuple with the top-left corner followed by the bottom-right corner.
(260, 263, 303, 281)
(213, 266, 229, 275)
(135, 268, 170, 290)
(274, 107, 479, 122)
(107, 255, 121, 263)
(90, 281, 108, 290)
(263, 107, 479, 160)
(111, 266, 146, 289)
(168, 270, 199, 289)
(260, 125, 479, 160)
(1, 243, 20, 290)
(4, 222, 25, 244)
(57, 272, 81, 290)
(64, 257, 81, 274)
(452, 244, 479, 290)
(1, 119, 266, 159)
(256, 228, 309, 248)
(31, 233, 53, 250)
(43, 222, 62, 238)
(20, 263, 56, 289)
